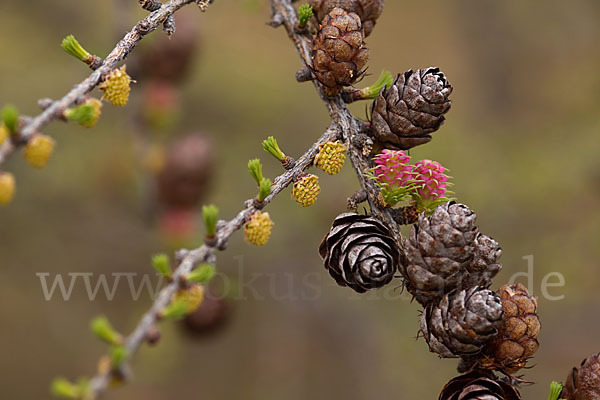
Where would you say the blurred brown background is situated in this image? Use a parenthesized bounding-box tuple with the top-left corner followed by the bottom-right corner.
(1, 0, 600, 399)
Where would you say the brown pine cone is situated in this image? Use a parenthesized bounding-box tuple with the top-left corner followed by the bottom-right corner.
(421, 287, 503, 358)
(319, 212, 401, 293)
(370, 68, 452, 150)
(481, 283, 540, 373)
(401, 202, 478, 304)
(156, 134, 214, 209)
(308, 0, 385, 37)
(439, 370, 521, 400)
(401, 203, 502, 305)
(311, 7, 370, 96)
(131, 14, 199, 83)
(562, 353, 600, 400)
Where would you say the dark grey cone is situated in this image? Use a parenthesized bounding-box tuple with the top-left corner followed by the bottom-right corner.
(439, 370, 521, 400)
(401, 202, 478, 304)
(371, 67, 452, 150)
(319, 212, 401, 293)
(421, 287, 503, 358)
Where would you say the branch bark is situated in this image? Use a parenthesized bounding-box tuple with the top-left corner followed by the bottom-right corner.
(87, 125, 339, 398)
(269, 0, 404, 241)
(52, 1, 408, 397)
(0, 0, 199, 167)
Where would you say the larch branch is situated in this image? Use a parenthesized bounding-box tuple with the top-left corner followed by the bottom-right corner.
(269, 0, 404, 241)
(0, 0, 199, 167)
(54, 1, 404, 398)
(87, 125, 339, 398)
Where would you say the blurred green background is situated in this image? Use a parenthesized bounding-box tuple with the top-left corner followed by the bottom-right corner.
(1, 0, 600, 399)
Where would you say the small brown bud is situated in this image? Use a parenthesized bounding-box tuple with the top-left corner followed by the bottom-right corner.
(145, 326, 161, 346)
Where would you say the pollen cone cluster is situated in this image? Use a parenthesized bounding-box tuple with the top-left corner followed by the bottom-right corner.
(0, 124, 8, 145)
(311, 7, 369, 96)
(308, 0, 385, 37)
(292, 173, 321, 207)
(99, 66, 133, 107)
(24, 134, 55, 169)
(371, 68, 452, 150)
(244, 211, 274, 246)
(175, 284, 205, 314)
(314, 141, 347, 175)
(0, 172, 16, 206)
(319, 212, 401, 293)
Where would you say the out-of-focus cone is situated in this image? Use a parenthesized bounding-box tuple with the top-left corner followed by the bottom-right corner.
(132, 14, 199, 83)
(156, 133, 214, 209)
(142, 80, 181, 132)
(159, 208, 198, 249)
(183, 287, 232, 337)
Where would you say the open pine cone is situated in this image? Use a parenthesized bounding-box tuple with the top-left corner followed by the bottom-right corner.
(319, 212, 401, 293)
(562, 353, 600, 400)
(371, 68, 452, 150)
(439, 370, 521, 400)
(421, 287, 503, 358)
(401, 202, 502, 305)
(311, 7, 369, 96)
(401, 202, 477, 304)
(480, 283, 540, 373)
(308, 0, 385, 37)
